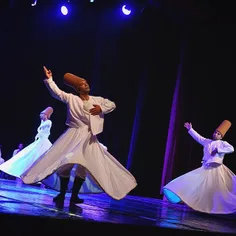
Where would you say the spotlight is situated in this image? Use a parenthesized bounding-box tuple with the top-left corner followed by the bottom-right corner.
(61, 5, 68, 15)
(122, 5, 131, 15)
(31, 0, 37, 6)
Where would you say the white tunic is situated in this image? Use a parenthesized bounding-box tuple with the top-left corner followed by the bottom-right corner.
(44, 77, 115, 135)
(188, 128, 234, 165)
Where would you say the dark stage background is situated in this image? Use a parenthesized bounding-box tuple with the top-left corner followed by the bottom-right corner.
(0, 0, 235, 198)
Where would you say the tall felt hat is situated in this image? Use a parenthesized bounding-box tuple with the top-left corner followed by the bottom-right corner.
(63, 73, 84, 92)
(41, 107, 53, 119)
(216, 120, 231, 137)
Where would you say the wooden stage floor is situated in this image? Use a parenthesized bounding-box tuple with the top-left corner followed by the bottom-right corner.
(0, 179, 236, 235)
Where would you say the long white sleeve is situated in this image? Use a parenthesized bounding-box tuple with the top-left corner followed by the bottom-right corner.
(218, 141, 234, 154)
(44, 77, 70, 103)
(188, 128, 210, 146)
(98, 97, 116, 114)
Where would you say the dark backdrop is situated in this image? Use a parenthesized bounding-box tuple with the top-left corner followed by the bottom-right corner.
(0, 0, 235, 198)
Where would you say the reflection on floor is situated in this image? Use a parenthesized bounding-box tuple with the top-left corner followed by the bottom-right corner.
(0, 179, 236, 235)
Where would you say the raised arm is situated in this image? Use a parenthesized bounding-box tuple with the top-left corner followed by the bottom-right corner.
(184, 122, 209, 146)
(43, 66, 70, 103)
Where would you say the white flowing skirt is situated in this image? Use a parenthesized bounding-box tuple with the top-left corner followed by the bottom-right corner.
(163, 163, 236, 214)
(0, 138, 52, 178)
(0, 137, 105, 194)
(21, 127, 137, 200)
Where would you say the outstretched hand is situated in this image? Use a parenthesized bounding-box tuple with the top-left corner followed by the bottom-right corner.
(89, 104, 102, 116)
(184, 122, 192, 131)
(43, 66, 52, 79)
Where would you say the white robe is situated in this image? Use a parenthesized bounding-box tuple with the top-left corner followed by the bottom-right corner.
(0, 158, 4, 165)
(0, 148, 4, 165)
(163, 128, 236, 214)
(12, 148, 22, 157)
(21, 77, 137, 200)
(0, 120, 52, 177)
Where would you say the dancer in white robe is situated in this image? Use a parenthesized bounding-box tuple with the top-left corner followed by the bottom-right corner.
(0, 145, 5, 179)
(12, 143, 24, 183)
(21, 66, 137, 208)
(12, 143, 24, 157)
(163, 120, 236, 214)
(0, 145, 4, 165)
(0, 107, 54, 178)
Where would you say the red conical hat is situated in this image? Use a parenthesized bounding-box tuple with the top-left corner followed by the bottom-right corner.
(216, 120, 231, 137)
(63, 73, 85, 92)
(41, 107, 53, 119)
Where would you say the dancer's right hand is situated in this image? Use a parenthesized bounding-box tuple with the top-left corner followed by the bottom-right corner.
(43, 66, 52, 79)
(184, 122, 192, 131)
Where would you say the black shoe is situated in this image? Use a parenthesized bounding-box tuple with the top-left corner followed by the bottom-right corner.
(52, 177, 70, 209)
(70, 177, 85, 205)
(53, 193, 65, 203)
(70, 196, 84, 205)
(53, 193, 65, 209)
(69, 203, 83, 213)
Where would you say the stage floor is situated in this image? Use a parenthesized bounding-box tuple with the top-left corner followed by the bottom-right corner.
(0, 179, 236, 235)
